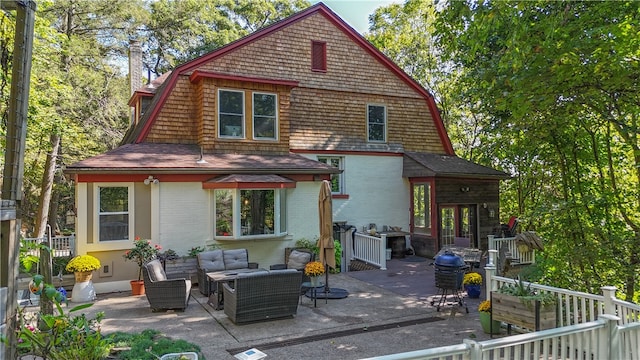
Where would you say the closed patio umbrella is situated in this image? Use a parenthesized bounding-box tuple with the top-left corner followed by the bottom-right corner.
(315, 180, 348, 299)
(319, 180, 336, 274)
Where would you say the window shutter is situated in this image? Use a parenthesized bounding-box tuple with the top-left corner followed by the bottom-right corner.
(311, 41, 326, 71)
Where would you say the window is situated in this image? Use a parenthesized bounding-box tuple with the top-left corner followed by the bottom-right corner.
(253, 93, 277, 140)
(98, 186, 130, 241)
(367, 105, 386, 142)
(412, 183, 431, 234)
(318, 156, 344, 194)
(214, 188, 286, 239)
(311, 40, 326, 71)
(218, 89, 244, 138)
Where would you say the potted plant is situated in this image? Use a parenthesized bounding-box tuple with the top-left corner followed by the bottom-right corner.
(65, 255, 101, 302)
(123, 237, 162, 295)
(462, 272, 482, 298)
(477, 300, 501, 334)
(304, 261, 325, 287)
(491, 277, 557, 332)
(65, 255, 101, 282)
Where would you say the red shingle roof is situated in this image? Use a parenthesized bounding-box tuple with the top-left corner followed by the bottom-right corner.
(66, 143, 339, 175)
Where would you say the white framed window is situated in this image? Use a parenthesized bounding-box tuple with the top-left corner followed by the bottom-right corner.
(214, 188, 287, 239)
(218, 89, 245, 138)
(95, 184, 133, 242)
(367, 104, 386, 142)
(318, 156, 344, 194)
(252, 92, 277, 140)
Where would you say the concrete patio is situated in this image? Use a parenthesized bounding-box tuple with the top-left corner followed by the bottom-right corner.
(60, 258, 497, 359)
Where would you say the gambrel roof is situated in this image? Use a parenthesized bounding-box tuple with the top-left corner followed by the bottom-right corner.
(123, 2, 453, 154)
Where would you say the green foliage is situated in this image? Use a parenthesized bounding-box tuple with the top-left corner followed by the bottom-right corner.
(497, 277, 556, 308)
(332, 239, 342, 273)
(433, 0, 640, 301)
(123, 238, 162, 281)
(108, 329, 201, 360)
(188, 246, 206, 257)
(294, 238, 319, 255)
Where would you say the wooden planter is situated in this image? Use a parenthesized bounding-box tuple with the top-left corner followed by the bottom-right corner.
(491, 292, 557, 332)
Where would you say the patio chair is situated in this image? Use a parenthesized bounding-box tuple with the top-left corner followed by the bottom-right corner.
(500, 216, 519, 237)
(142, 259, 192, 312)
(269, 248, 315, 293)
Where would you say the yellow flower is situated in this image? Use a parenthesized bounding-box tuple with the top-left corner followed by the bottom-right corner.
(463, 272, 483, 285)
(478, 300, 491, 313)
(65, 255, 101, 273)
(304, 261, 325, 277)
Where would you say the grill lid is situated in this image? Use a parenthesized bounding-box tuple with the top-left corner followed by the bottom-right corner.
(434, 251, 465, 267)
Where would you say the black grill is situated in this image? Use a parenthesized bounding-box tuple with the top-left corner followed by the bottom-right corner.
(431, 251, 468, 312)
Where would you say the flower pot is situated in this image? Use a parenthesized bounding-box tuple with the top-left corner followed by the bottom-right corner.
(479, 311, 501, 334)
(130, 280, 145, 296)
(465, 284, 481, 298)
(71, 273, 96, 303)
(74, 271, 93, 282)
(309, 276, 321, 287)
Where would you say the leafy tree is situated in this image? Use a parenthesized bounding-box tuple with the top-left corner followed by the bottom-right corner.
(434, 1, 640, 301)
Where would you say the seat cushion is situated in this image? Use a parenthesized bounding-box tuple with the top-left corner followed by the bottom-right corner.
(287, 250, 312, 270)
(145, 260, 167, 281)
(197, 250, 224, 272)
(223, 249, 249, 270)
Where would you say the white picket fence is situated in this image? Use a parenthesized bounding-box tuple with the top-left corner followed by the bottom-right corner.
(488, 234, 535, 265)
(351, 232, 388, 270)
(22, 235, 75, 258)
(364, 249, 640, 360)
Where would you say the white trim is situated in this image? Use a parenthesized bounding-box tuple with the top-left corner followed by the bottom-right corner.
(151, 182, 160, 242)
(218, 88, 245, 138)
(213, 188, 285, 240)
(366, 103, 387, 143)
(252, 92, 278, 141)
(92, 183, 134, 250)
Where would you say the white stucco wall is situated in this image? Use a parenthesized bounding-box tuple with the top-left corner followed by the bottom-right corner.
(157, 182, 212, 255)
(302, 153, 410, 232)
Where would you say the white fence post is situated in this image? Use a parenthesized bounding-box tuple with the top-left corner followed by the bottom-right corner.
(380, 234, 387, 271)
(600, 314, 621, 360)
(602, 286, 617, 316)
(485, 249, 497, 297)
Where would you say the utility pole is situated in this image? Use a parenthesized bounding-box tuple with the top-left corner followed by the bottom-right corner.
(1, 1, 37, 359)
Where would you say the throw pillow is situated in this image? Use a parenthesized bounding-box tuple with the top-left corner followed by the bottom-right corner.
(287, 250, 311, 270)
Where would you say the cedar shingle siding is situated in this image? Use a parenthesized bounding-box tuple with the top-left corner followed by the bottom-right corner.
(144, 12, 445, 154)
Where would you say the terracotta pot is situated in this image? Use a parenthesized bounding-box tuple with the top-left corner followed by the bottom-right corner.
(130, 280, 145, 295)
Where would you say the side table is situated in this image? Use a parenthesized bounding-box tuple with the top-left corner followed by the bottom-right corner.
(301, 281, 325, 307)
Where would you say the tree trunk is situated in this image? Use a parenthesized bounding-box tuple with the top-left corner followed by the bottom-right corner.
(35, 134, 60, 316)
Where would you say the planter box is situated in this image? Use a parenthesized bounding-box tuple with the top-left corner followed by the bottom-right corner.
(163, 257, 198, 284)
(491, 291, 556, 332)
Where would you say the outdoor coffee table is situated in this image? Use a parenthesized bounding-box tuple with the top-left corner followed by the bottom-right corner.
(207, 269, 267, 310)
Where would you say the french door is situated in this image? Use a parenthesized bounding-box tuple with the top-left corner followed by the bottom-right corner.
(439, 205, 477, 248)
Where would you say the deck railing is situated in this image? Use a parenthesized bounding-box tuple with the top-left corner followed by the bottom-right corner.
(22, 235, 75, 258)
(364, 250, 640, 360)
(488, 234, 535, 265)
(352, 232, 387, 270)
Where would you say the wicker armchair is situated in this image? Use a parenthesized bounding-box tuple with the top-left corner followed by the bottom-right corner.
(222, 269, 302, 324)
(142, 259, 192, 312)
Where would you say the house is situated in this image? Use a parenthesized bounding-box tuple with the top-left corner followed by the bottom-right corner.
(65, 2, 507, 293)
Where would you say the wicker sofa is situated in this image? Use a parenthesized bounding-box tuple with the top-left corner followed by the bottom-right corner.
(197, 249, 258, 295)
(222, 269, 302, 324)
(142, 259, 192, 312)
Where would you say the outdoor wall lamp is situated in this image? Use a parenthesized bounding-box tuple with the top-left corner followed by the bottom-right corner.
(144, 175, 159, 185)
(489, 209, 495, 218)
(460, 186, 470, 193)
